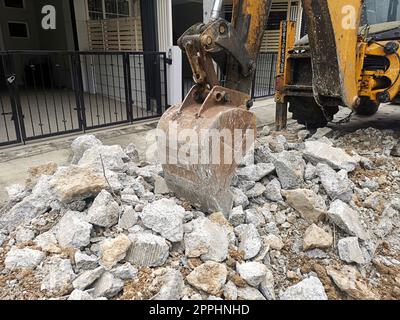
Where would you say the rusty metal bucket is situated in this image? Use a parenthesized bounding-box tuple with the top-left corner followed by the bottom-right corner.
(157, 86, 256, 215)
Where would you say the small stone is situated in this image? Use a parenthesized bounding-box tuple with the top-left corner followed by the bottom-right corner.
(73, 266, 105, 290)
(124, 143, 140, 162)
(282, 189, 326, 223)
(5, 247, 45, 270)
(271, 151, 306, 189)
(100, 234, 132, 269)
(231, 188, 250, 208)
(15, 227, 35, 243)
(264, 179, 283, 202)
(34, 231, 60, 253)
(304, 141, 358, 172)
(151, 268, 184, 300)
(111, 263, 138, 280)
(304, 163, 317, 181)
(236, 163, 275, 182)
(265, 234, 284, 251)
(235, 224, 262, 260)
(92, 272, 124, 298)
(245, 183, 267, 198)
(74, 251, 98, 271)
(338, 237, 365, 264)
(328, 200, 369, 240)
(223, 281, 238, 300)
(68, 289, 93, 300)
(87, 190, 121, 228)
(55, 211, 92, 249)
(236, 262, 268, 287)
(391, 142, 400, 157)
(118, 207, 138, 230)
(186, 261, 227, 295)
(71, 135, 102, 164)
(245, 209, 266, 227)
(237, 287, 266, 300)
(303, 224, 333, 250)
(6, 184, 28, 202)
(260, 269, 275, 300)
(317, 164, 354, 203)
(229, 206, 246, 227)
(184, 217, 229, 263)
(140, 199, 185, 242)
(126, 233, 169, 267)
(154, 176, 170, 195)
(280, 276, 328, 300)
(40, 257, 76, 294)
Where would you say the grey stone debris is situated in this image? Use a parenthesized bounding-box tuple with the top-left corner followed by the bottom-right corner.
(310, 128, 333, 141)
(124, 143, 140, 163)
(40, 257, 76, 293)
(71, 135, 102, 164)
(280, 276, 328, 300)
(231, 188, 250, 208)
(317, 164, 354, 203)
(111, 263, 138, 280)
(260, 269, 276, 300)
(223, 281, 238, 300)
(118, 207, 139, 230)
(391, 142, 400, 157)
(151, 268, 184, 300)
(245, 209, 266, 228)
(229, 206, 246, 227)
(6, 184, 29, 202)
(73, 267, 105, 291)
(34, 231, 59, 253)
(126, 233, 169, 267)
(74, 251, 99, 271)
(140, 199, 185, 242)
(184, 217, 229, 263)
(15, 227, 35, 243)
(328, 200, 369, 240)
(78, 144, 128, 172)
(0, 232, 6, 247)
(5, 247, 45, 270)
(264, 179, 283, 202)
(245, 183, 267, 198)
(92, 272, 124, 298)
(271, 151, 306, 189)
(154, 176, 170, 195)
(55, 211, 92, 249)
(304, 141, 358, 172)
(87, 190, 121, 228)
(235, 224, 262, 260)
(236, 163, 275, 182)
(68, 290, 93, 300)
(304, 163, 317, 181)
(236, 261, 268, 287)
(237, 287, 266, 300)
(338, 237, 365, 264)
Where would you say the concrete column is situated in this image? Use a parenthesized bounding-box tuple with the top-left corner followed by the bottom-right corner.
(156, 0, 173, 52)
(167, 46, 182, 106)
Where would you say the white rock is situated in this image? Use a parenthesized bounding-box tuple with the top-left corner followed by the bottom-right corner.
(328, 200, 369, 240)
(271, 151, 305, 189)
(78, 145, 128, 172)
(223, 281, 238, 300)
(280, 276, 328, 300)
(245, 183, 267, 198)
(99, 234, 132, 269)
(68, 289, 93, 300)
(265, 234, 284, 251)
(6, 184, 28, 202)
(71, 135, 102, 164)
(186, 262, 227, 295)
(184, 217, 229, 263)
(124, 143, 140, 162)
(264, 179, 283, 202)
(236, 262, 268, 287)
(87, 190, 121, 228)
(237, 163, 275, 182)
(40, 257, 76, 293)
(303, 224, 333, 250)
(5, 247, 45, 270)
(34, 231, 60, 253)
(260, 269, 276, 300)
(235, 224, 262, 260)
(338, 237, 365, 264)
(304, 141, 358, 172)
(229, 206, 246, 227)
(151, 268, 184, 300)
(73, 266, 105, 290)
(55, 211, 92, 249)
(317, 164, 354, 203)
(15, 227, 35, 243)
(111, 263, 138, 280)
(154, 176, 170, 195)
(245, 209, 266, 227)
(92, 272, 124, 298)
(74, 251, 99, 271)
(237, 287, 266, 300)
(140, 199, 185, 242)
(231, 188, 250, 208)
(126, 233, 169, 267)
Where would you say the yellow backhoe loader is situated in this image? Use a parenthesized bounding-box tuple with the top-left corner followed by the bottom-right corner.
(157, 0, 400, 215)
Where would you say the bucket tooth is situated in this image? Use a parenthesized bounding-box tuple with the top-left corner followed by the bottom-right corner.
(157, 86, 256, 215)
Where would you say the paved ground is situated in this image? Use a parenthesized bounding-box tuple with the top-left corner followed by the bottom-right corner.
(0, 99, 399, 205)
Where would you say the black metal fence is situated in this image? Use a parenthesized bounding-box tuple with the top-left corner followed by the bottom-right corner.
(182, 52, 277, 100)
(0, 51, 168, 147)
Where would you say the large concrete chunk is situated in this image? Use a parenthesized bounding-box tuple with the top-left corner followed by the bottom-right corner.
(316, 164, 354, 203)
(235, 224, 262, 260)
(151, 268, 184, 300)
(87, 190, 121, 228)
(55, 211, 93, 249)
(338, 237, 365, 264)
(5, 247, 45, 270)
(280, 276, 328, 300)
(140, 199, 185, 242)
(184, 217, 229, 263)
(303, 224, 333, 250)
(282, 189, 326, 223)
(271, 151, 306, 189)
(236, 163, 275, 182)
(92, 272, 124, 298)
(126, 233, 169, 267)
(304, 141, 358, 172)
(73, 267, 105, 290)
(40, 257, 76, 294)
(186, 262, 228, 295)
(78, 145, 128, 172)
(328, 200, 369, 240)
(71, 135, 102, 164)
(99, 234, 132, 269)
(236, 262, 268, 287)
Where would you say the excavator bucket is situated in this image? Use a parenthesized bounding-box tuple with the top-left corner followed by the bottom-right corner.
(157, 86, 256, 215)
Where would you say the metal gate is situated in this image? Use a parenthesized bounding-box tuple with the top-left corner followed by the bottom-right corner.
(0, 51, 168, 147)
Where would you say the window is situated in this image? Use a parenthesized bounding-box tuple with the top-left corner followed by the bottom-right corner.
(266, 11, 287, 30)
(8, 22, 28, 38)
(88, 0, 132, 20)
(4, 0, 24, 9)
